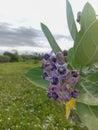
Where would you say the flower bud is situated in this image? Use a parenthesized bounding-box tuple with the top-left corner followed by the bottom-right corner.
(76, 11, 81, 23)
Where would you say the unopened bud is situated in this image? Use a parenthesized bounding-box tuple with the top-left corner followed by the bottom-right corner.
(76, 11, 81, 23)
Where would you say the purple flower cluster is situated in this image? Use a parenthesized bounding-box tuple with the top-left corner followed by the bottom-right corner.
(42, 50, 79, 103)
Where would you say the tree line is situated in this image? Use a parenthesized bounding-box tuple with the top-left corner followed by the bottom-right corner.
(0, 51, 44, 63)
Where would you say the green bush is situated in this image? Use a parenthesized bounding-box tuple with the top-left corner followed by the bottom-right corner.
(3, 51, 23, 62)
(0, 55, 11, 63)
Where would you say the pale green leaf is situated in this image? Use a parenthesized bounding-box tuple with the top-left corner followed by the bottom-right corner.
(74, 2, 96, 49)
(76, 66, 98, 105)
(75, 20, 98, 65)
(67, 47, 75, 68)
(80, 2, 96, 32)
(66, 0, 78, 41)
(25, 67, 49, 89)
(67, 47, 80, 69)
(85, 66, 98, 83)
(76, 81, 98, 106)
(87, 72, 98, 83)
(41, 23, 62, 54)
(76, 102, 98, 130)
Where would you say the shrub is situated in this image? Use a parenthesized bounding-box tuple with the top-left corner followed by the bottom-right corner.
(0, 55, 11, 63)
(3, 51, 21, 62)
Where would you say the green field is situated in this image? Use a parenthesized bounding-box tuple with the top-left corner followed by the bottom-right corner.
(0, 61, 82, 130)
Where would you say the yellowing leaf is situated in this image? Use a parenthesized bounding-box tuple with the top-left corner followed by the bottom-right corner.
(66, 98, 76, 119)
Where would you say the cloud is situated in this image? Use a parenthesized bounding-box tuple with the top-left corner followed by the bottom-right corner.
(0, 22, 42, 47)
(0, 22, 73, 53)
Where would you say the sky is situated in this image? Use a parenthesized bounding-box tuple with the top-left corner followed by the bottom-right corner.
(0, 0, 98, 54)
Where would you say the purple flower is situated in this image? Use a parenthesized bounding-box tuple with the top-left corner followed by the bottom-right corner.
(51, 76, 59, 85)
(71, 70, 78, 78)
(47, 92, 52, 98)
(63, 92, 71, 101)
(51, 64, 57, 71)
(68, 77, 76, 86)
(56, 52, 64, 60)
(48, 84, 62, 92)
(51, 56, 56, 63)
(52, 92, 59, 100)
(42, 51, 80, 104)
(58, 66, 66, 75)
(56, 52, 64, 64)
(71, 90, 79, 98)
(42, 72, 48, 79)
(63, 84, 70, 91)
(44, 54, 50, 60)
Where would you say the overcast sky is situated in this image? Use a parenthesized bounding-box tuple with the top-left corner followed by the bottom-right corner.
(0, 0, 98, 53)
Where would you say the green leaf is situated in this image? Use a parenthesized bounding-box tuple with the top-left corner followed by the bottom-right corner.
(74, 30, 83, 48)
(25, 67, 49, 89)
(67, 47, 75, 68)
(74, 3, 97, 66)
(75, 20, 98, 65)
(76, 66, 98, 106)
(84, 66, 98, 83)
(41, 23, 62, 54)
(80, 2, 96, 32)
(87, 72, 98, 83)
(67, 47, 80, 69)
(76, 81, 98, 106)
(74, 2, 96, 49)
(66, 0, 78, 41)
(76, 102, 98, 130)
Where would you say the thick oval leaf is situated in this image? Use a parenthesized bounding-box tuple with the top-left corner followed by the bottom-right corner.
(85, 66, 98, 83)
(66, 0, 78, 41)
(25, 67, 49, 89)
(80, 2, 96, 32)
(75, 20, 98, 65)
(76, 81, 98, 106)
(74, 3, 96, 50)
(87, 72, 98, 83)
(76, 102, 98, 130)
(41, 23, 62, 54)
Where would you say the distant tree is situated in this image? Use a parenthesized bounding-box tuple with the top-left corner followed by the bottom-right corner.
(3, 51, 20, 62)
(0, 55, 11, 63)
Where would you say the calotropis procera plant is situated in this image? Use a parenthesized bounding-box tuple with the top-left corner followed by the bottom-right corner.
(26, 0, 98, 130)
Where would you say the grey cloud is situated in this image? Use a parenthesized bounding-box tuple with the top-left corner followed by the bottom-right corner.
(0, 22, 42, 47)
(54, 34, 72, 41)
(0, 22, 72, 50)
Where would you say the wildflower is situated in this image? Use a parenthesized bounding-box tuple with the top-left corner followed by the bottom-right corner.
(44, 53, 50, 60)
(63, 92, 71, 101)
(51, 56, 56, 63)
(51, 76, 59, 85)
(71, 70, 78, 78)
(57, 65, 67, 75)
(42, 72, 48, 79)
(52, 92, 59, 100)
(42, 50, 79, 103)
(71, 89, 80, 98)
(56, 52, 64, 64)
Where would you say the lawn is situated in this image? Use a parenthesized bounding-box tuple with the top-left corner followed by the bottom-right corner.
(0, 61, 82, 130)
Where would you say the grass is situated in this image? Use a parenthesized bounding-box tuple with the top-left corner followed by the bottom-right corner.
(0, 61, 82, 130)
